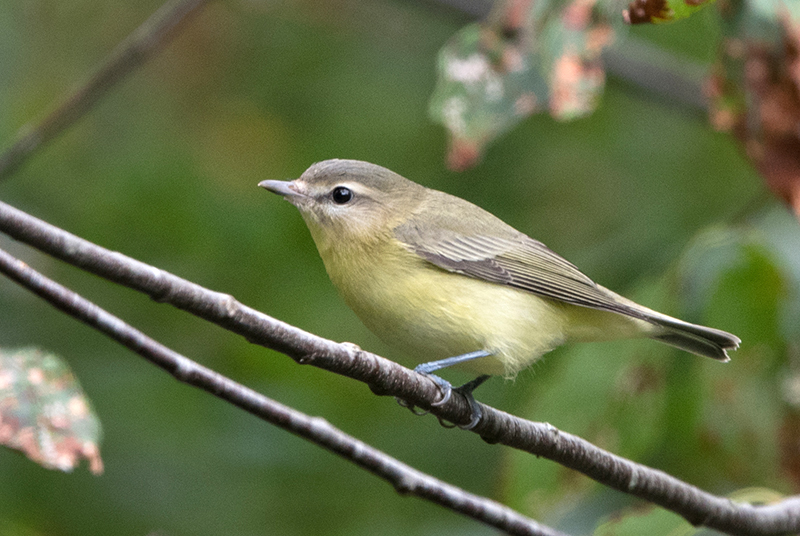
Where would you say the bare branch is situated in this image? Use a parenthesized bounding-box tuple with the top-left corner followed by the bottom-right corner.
(0, 0, 210, 179)
(0, 246, 563, 536)
(1, 201, 799, 535)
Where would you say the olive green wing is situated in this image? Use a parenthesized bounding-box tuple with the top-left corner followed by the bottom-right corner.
(393, 220, 645, 320)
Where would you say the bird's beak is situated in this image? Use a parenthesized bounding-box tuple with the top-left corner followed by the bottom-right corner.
(258, 180, 304, 199)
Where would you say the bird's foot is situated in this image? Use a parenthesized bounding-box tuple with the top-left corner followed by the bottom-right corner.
(397, 372, 490, 431)
(395, 373, 452, 416)
(451, 375, 490, 430)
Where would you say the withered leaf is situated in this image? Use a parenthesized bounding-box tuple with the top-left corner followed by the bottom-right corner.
(0, 347, 103, 474)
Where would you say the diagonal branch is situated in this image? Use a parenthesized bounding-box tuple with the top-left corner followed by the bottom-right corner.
(0, 0, 210, 179)
(0, 245, 563, 536)
(1, 201, 799, 535)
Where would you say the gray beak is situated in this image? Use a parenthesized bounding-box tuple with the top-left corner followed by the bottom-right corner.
(258, 180, 303, 199)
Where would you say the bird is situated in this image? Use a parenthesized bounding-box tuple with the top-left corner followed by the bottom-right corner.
(260, 159, 739, 427)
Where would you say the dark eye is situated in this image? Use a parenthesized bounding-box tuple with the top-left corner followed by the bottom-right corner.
(331, 186, 353, 204)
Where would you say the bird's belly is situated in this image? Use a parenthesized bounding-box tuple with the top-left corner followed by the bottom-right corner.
(334, 263, 571, 377)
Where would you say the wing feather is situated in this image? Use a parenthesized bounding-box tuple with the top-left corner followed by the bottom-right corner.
(394, 220, 647, 320)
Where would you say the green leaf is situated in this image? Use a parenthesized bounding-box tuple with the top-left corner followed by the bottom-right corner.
(0, 347, 103, 474)
(594, 505, 693, 536)
(677, 222, 791, 352)
(668, 212, 800, 488)
(595, 488, 785, 536)
(625, 0, 717, 25)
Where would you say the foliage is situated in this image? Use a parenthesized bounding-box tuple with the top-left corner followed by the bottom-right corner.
(594, 488, 786, 535)
(0, 347, 102, 474)
(709, 0, 800, 217)
(429, 0, 617, 170)
(430, 0, 800, 220)
(624, 0, 717, 25)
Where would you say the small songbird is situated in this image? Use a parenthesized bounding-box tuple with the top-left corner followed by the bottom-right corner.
(260, 159, 739, 425)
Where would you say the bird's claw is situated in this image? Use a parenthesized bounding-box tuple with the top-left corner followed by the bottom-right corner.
(399, 372, 489, 431)
(456, 394, 482, 430)
(395, 373, 452, 414)
(453, 375, 489, 430)
(434, 388, 482, 429)
(429, 377, 452, 407)
(395, 397, 429, 416)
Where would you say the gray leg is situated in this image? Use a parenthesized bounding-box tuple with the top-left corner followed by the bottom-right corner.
(414, 350, 492, 375)
(398, 350, 493, 428)
(413, 350, 492, 406)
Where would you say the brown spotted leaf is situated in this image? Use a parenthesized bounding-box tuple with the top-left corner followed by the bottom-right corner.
(0, 347, 103, 474)
(624, 0, 716, 25)
(709, 1, 800, 219)
(429, 0, 615, 170)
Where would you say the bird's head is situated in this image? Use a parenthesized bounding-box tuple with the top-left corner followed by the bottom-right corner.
(260, 159, 426, 247)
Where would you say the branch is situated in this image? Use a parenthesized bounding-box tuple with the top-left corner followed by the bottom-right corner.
(1, 202, 799, 535)
(0, 246, 562, 536)
(0, 0, 210, 179)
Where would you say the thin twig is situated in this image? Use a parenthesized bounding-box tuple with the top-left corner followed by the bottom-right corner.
(0, 0, 210, 179)
(0, 246, 563, 536)
(1, 201, 799, 535)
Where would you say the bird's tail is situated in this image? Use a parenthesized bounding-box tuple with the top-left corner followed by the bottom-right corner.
(648, 315, 740, 362)
(604, 288, 740, 361)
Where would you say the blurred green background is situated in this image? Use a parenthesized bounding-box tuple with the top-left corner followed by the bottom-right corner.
(1, 1, 798, 535)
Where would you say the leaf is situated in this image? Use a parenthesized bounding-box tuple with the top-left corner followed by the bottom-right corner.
(672, 214, 800, 488)
(624, 0, 717, 25)
(594, 505, 693, 536)
(677, 226, 785, 347)
(708, 0, 800, 219)
(429, 0, 615, 170)
(594, 488, 784, 536)
(0, 347, 103, 474)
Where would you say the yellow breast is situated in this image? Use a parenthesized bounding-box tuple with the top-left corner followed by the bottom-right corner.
(316, 234, 572, 378)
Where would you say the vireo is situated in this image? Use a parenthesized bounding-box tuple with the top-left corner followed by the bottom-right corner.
(260, 160, 739, 424)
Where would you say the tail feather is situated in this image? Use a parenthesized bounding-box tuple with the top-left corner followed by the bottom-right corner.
(648, 316, 740, 362)
(599, 287, 740, 361)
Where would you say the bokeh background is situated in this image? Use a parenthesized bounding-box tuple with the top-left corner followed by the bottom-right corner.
(1, 1, 798, 535)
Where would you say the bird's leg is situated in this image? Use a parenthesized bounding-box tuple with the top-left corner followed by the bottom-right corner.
(397, 350, 492, 426)
(414, 349, 492, 406)
(415, 350, 494, 374)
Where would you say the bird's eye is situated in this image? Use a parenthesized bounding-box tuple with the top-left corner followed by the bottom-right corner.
(331, 186, 353, 204)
